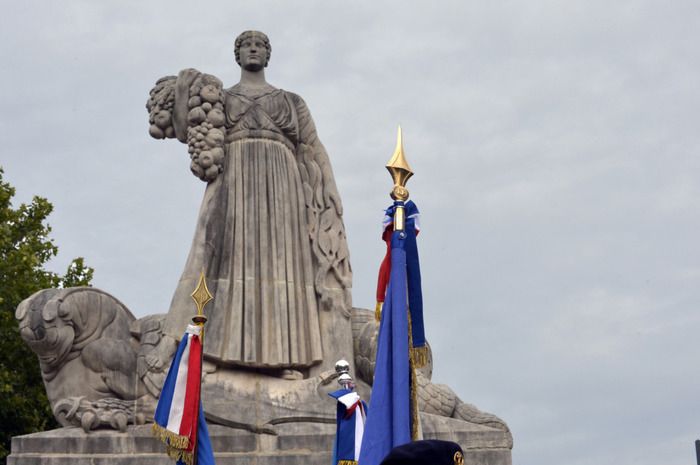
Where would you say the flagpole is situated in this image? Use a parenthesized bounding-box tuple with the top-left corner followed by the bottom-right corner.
(152, 270, 215, 465)
(386, 126, 421, 441)
(360, 127, 429, 465)
(189, 271, 213, 465)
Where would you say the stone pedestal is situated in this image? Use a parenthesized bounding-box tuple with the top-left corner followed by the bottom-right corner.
(9, 413, 511, 465)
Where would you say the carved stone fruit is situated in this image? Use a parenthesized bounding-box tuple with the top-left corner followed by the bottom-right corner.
(200, 85, 220, 103)
(187, 107, 206, 125)
(205, 128, 225, 146)
(204, 165, 219, 180)
(199, 151, 213, 169)
(190, 162, 204, 178)
(149, 125, 165, 139)
(211, 147, 224, 164)
(188, 96, 202, 108)
(206, 108, 225, 126)
(154, 110, 171, 129)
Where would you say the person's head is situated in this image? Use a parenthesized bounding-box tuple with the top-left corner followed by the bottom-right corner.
(234, 31, 271, 70)
(379, 440, 464, 465)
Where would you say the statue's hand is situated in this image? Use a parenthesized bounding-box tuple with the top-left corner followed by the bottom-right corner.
(147, 71, 225, 183)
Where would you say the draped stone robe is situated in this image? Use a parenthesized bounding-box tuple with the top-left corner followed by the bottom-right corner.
(164, 81, 352, 370)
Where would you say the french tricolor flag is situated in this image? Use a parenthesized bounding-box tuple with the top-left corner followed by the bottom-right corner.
(329, 388, 367, 465)
(153, 324, 215, 465)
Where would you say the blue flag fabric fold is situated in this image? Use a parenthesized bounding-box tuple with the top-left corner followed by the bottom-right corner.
(359, 205, 415, 465)
(194, 406, 215, 465)
(402, 202, 426, 356)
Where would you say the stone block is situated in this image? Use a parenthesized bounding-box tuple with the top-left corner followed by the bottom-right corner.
(9, 413, 511, 465)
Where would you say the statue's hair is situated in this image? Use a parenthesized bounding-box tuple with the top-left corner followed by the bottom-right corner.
(234, 31, 271, 67)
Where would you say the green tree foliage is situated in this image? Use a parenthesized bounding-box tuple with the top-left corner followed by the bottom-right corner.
(0, 167, 94, 463)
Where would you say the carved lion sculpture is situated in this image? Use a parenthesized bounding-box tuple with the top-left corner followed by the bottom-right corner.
(15, 287, 157, 431)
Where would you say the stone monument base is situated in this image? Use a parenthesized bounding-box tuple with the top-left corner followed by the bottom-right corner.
(9, 413, 511, 465)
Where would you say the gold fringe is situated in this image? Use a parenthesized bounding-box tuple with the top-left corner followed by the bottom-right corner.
(165, 445, 194, 465)
(152, 423, 190, 450)
(407, 311, 421, 441)
(409, 356, 420, 441)
(338, 460, 357, 465)
(375, 301, 383, 322)
(410, 345, 429, 369)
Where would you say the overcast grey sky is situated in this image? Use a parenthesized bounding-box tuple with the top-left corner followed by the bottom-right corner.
(1, 1, 699, 464)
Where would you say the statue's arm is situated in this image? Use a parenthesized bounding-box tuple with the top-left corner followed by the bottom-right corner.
(146, 69, 225, 182)
(172, 69, 201, 142)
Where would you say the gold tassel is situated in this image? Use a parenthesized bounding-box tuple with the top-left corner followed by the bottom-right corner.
(407, 311, 420, 441)
(338, 460, 358, 465)
(410, 345, 429, 369)
(165, 445, 194, 465)
(375, 301, 383, 322)
(153, 422, 193, 465)
(152, 423, 190, 450)
(409, 355, 420, 441)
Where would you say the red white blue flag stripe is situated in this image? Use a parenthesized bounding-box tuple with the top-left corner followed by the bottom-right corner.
(330, 388, 367, 465)
(153, 324, 215, 465)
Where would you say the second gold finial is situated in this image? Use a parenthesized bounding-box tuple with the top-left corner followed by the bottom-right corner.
(190, 271, 213, 325)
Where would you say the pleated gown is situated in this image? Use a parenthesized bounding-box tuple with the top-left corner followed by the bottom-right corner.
(164, 86, 323, 369)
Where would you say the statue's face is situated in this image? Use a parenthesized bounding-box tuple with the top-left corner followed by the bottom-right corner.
(238, 35, 268, 72)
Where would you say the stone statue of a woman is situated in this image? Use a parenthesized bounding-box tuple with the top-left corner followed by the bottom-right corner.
(147, 31, 353, 378)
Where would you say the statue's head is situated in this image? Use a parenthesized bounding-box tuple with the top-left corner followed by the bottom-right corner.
(234, 30, 271, 70)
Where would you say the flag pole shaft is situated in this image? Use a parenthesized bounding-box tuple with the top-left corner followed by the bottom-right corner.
(190, 270, 214, 465)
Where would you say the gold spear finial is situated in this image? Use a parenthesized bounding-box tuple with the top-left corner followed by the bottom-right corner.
(190, 270, 213, 325)
(386, 126, 413, 230)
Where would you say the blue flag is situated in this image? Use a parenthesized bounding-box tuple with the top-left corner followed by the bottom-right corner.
(359, 200, 423, 465)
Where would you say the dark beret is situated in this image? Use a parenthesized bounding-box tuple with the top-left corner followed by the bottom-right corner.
(379, 440, 464, 465)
